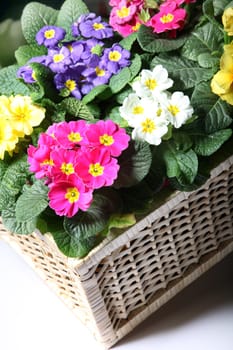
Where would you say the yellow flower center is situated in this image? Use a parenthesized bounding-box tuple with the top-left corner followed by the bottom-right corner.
(157, 108, 162, 116)
(99, 134, 114, 146)
(141, 118, 156, 133)
(65, 187, 80, 203)
(89, 163, 104, 177)
(133, 106, 144, 114)
(168, 104, 180, 116)
(65, 79, 76, 91)
(41, 159, 54, 166)
(44, 29, 55, 39)
(132, 22, 141, 32)
(61, 162, 74, 175)
(53, 54, 65, 63)
(67, 44, 73, 52)
(160, 13, 174, 24)
(93, 22, 105, 30)
(116, 6, 130, 18)
(95, 67, 105, 77)
(31, 70, 36, 81)
(109, 51, 122, 62)
(68, 132, 82, 142)
(145, 78, 157, 90)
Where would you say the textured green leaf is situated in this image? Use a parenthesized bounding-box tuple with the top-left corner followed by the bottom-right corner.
(151, 55, 213, 90)
(205, 101, 233, 133)
(164, 147, 198, 184)
(82, 84, 110, 104)
(120, 32, 137, 50)
(109, 66, 131, 94)
(191, 80, 219, 114)
(193, 129, 232, 156)
(137, 25, 187, 53)
(60, 97, 95, 120)
(128, 54, 142, 80)
(181, 22, 223, 62)
(0, 65, 30, 96)
(21, 2, 58, 44)
(15, 44, 47, 66)
(212, 0, 233, 16)
(15, 181, 48, 221)
(114, 140, 152, 188)
(2, 201, 37, 235)
(53, 193, 116, 257)
(56, 0, 89, 40)
(0, 156, 30, 211)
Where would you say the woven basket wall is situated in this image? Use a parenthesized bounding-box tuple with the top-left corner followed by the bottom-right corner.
(1, 154, 233, 349)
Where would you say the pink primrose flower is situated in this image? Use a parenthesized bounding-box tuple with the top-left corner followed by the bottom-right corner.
(77, 148, 120, 189)
(54, 120, 89, 149)
(86, 120, 130, 157)
(110, 15, 142, 36)
(50, 148, 80, 181)
(110, 0, 138, 25)
(27, 143, 54, 180)
(148, 2, 187, 34)
(48, 175, 93, 217)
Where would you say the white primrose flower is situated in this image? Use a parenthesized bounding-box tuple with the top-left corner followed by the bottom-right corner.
(120, 93, 167, 127)
(163, 91, 194, 128)
(132, 65, 173, 99)
(132, 115, 168, 146)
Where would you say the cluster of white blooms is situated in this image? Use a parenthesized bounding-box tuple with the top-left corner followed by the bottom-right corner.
(120, 65, 194, 145)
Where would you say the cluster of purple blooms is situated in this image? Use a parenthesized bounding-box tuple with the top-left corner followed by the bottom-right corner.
(17, 13, 131, 100)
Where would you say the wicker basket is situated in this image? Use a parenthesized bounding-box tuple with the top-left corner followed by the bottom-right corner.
(1, 154, 233, 349)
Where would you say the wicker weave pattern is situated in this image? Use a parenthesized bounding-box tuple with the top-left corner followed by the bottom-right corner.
(1, 156, 233, 349)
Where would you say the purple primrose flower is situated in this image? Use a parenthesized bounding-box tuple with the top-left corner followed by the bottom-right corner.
(72, 13, 114, 40)
(54, 68, 84, 100)
(103, 44, 131, 74)
(46, 46, 72, 73)
(17, 65, 36, 84)
(36, 25, 66, 48)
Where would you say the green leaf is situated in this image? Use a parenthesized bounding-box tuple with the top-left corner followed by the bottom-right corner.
(15, 44, 47, 66)
(114, 140, 152, 188)
(56, 0, 89, 40)
(2, 201, 37, 235)
(191, 80, 220, 114)
(197, 52, 220, 69)
(0, 65, 30, 96)
(59, 97, 95, 120)
(120, 32, 137, 50)
(109, 66, 131, 94)
(205, 101, 233, 133)
(52, 193, 115, 257)
(181, 22, 223, 62)
(164, 146, 198, 184)
(212, 0, 233, 16)
(15, 181, 48, 222)
(193, 129, 232, 156)
(128, 54, 142, 80)
(0, 160, 8, 182)
(81, 84, 110, 104)
(100, 213, 136, 237)
(151, 54, 213, 90)
(137, 25, 187, 53)
(21, 2, 58, 44)
(0, 156, 30, 211)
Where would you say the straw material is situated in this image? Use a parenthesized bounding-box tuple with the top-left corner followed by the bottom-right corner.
(1, 154, 233, 349)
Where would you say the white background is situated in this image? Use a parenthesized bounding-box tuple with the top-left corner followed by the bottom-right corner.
(0, 239, 233, 350)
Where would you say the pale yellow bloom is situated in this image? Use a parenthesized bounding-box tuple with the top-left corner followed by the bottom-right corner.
(8, 95, 46, 136)
(211, 43, 233, 105)
(0, 119, 18, 160)
(222, 7, 233, 36)
(0, 95, 11, 121)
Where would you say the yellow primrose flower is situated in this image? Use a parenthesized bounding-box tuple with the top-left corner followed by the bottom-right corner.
(0, 95, 12, 121)
(222, 7, 233, 36)
(8, 95, 46, 136)
(211, 43, 233, 105)
(0, 119, 19, 160)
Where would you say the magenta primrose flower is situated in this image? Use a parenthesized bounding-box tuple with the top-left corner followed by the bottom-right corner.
(48, 175, 93, 217)
(36, 25, 66, 48)
(86, 120, 130, 157)
(77, 148, 120, 189)
(55, 120, 89, 149)
(50, 148, 80, 181)
(148, 1, 187, 34)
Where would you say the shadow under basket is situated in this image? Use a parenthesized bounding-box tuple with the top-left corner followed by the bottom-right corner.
(1, 154, 233, 349)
